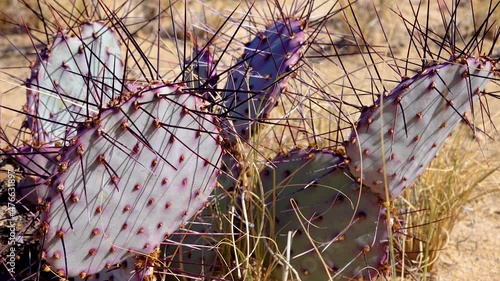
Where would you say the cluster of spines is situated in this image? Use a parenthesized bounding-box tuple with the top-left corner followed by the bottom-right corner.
(73, 255, 155, 281)
(184, 45, 218, 103)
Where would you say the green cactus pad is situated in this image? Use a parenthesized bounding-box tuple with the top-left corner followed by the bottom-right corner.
(163, 213, 220, 280)
(260, 149, 389, 280)
(163, 185, 235, 280)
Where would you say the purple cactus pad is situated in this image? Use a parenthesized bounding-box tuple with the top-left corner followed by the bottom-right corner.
(222, 18, 306, 144)
(25, 21, 124, 144)
(345, 56, 497, 200)
(38, 82, 221, 277)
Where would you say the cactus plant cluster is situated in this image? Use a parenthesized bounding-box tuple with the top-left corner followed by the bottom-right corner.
(38, 83, 221, 278)
(250, 55, 497, 280)
(0, 1, 499, 281)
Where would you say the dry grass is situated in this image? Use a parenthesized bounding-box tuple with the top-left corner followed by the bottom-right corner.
(396, 125, 500, 279)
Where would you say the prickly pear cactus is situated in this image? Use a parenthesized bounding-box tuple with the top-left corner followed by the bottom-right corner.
(25, 21, 123, 144)
(36, 82, 221, 278)
(345, 56, 497, 200)
(260, 149, 389, 280)
(221, 18, 306, 144)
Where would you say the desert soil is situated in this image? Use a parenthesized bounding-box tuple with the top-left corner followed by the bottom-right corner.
(432, 88, 500, 280)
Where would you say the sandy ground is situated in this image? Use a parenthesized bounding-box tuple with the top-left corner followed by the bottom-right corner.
(434, 194, 500, 280)
(0, 1, 499, 280)
(432, 103, 500, 280)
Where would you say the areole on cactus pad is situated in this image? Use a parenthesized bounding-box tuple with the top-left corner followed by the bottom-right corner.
(72, 255, 154, 281)
(25, 21, 124, 144)
(259, 149, 389, 280)
(35, 82, 221, 278)
(345, 56, 498, 201)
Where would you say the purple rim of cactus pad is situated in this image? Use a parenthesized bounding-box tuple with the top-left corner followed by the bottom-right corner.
(73, 255, 154, 280)
(345, 56, 497, 201)
(185, 46, 218, 103)
(260, 149, 389, 280)
(38, 82, 221, 277)
(25, 21, 123, 144)
(6, 144, 59, 205)
(221, 18, 306, 144)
